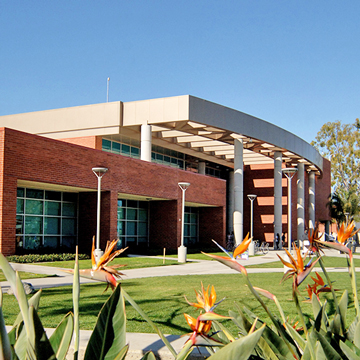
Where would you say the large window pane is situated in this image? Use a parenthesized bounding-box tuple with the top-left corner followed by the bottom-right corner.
(127, 209, 137, 220)
(118, 208, 125, 219)
(102, 139, 111, 152)
(45, 191, 61, 201)
(24, 236, 42, 250)
(26, 189, 43, 199)
(62, 237, 75, 250)
(45, 201, 61, 216)
(17, 199, 24, 214)
(16, 215, 24, 234)
(127, 222, 136, 235)
(112, 142, 121, 154)
(25, 216, 42, 234)
(63, 203, 76, 217)
(44, 236, 59, 249)
(139, 209, 147, 221)
(26, 200, 43, 215)
(44, 217, 60, 234)
(117, 221, 125, 235)
(17, 188, 24, 197)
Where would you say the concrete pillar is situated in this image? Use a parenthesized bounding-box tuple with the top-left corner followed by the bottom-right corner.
(274, 152, 282, 248)
(297, 163, 305, 247)
(140, 124, 152, 162)
(234, 139, 244, 245)
(309, 171, 316, 230)
(227, 170, 234, 235)
(198, 162, 206, 175)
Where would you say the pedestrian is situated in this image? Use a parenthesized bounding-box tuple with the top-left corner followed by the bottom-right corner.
(275, 233, 280, 249)
(281, 233, 286, 247)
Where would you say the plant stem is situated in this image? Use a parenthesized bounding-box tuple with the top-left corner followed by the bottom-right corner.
(349, 254, 360, 317)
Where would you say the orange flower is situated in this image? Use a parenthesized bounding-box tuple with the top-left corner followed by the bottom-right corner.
(65, 237, 128, 291)
(185, 283, 218, 312)
(184, 313, 212, 334)
(337, 221, 358, 244)
(202, 233, 251, 275)
(305, 272, 333, 300)
(277, 244, 320, 287)
(307, 227, 322, 253)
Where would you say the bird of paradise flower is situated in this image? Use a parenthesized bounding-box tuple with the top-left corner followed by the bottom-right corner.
(277, 244, 320, 288)
(65, 237, 128, 291)
(183, 283, 230, 346)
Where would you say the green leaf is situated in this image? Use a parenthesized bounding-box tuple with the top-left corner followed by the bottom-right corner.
(73, 245, 80, 359)
(12, 290, 42, 329)
(313, 329, 342, 360)
(49, 312, 74, 360)
(354, 320, 360, 348)
(340, 341, 360, 360)
(0, 291, 12, 360)
(84, 285, 126, 360)
(206, 326, 265, 360)
(311, 292, 322, 318)
(30, 305, 56, 360)
(175, 339, 193, 360)
(122, 288, 177, 358)
(140, 351, 156, 360)
(0, 253, 17, 296)
(284, 323, 306, 350)
(113, 345, 129, 360)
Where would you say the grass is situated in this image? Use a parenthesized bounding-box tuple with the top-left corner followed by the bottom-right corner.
(2, 271, 358, 336)
(245, 256, 360, 268)
(30, 256, 179, 270)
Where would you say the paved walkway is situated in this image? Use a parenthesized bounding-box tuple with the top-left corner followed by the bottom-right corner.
(2, 249, 359, 359)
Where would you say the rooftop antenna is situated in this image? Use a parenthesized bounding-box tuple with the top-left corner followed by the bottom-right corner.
(107, 77, 110, 102)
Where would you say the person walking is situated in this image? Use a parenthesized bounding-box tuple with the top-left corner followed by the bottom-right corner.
(275, 233, 280, 250)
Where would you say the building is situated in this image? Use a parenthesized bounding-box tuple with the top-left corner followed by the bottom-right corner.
(0, 95, 331, 256)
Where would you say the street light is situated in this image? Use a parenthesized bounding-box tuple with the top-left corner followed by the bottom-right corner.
(282, 167, 298, 253)
(247, 194, 257, 256)
(178, 182, 190, 263)
(92, 166, 108, 264)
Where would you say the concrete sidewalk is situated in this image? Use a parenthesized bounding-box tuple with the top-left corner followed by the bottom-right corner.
(2, 248, 359, 359)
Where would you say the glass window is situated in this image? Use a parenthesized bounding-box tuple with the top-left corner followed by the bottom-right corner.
(131, 147, 140, 158)
(45, 202, 61, 216)
(122, 144, 130, 156)
(117, 221, 125, 235)
(17, 199, 24, 214)
(63, 193, 77, 202)
(25, 216, 42, 234)
(63, 202, 76, 217)
(45, 191, 61, 201)
(118, 207, 125, 219)
(127, 209, 137, 220)
(16, 215, 24, 234)
(112, 142, 121, 154)
(24, 236, 42, 250)
(26, 189, 43, 199)
(102, 139, 111, 152)
(62, 237, 75, 250)
(138, 222, 147, 236)
(44, 236, 59, 249)
(139, 209, 147, 221)
(26, 200, 43, 215)
(44, 217, 60, 234)
(127, 200, 137, 208)
(17, 188, 24, 197)
(127, 222, 136, 235)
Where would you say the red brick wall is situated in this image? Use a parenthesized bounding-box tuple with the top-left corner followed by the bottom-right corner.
(199, 206, 226, 248)
(0, 128, 226, 255)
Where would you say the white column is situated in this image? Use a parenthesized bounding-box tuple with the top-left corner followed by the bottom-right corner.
(227, 170, 234, 234)
(297, 163, 305, 247)
(274, 152, 282, 248)
(233, 139, 244, 245)
(198, 162, 206, 175)
(309, 171, 316, 230)
(141, 124, 152, 162)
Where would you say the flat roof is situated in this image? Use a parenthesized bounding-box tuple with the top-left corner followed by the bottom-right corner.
(0, 95, 323, 174)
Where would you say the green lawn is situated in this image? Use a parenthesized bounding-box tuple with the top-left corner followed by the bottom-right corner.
(245, 256, 360, 268)
(2, 271, 357, 336)
(30, 256, 179, 270)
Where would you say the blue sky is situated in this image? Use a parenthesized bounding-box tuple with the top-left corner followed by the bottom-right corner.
(1, 1, 359, 143)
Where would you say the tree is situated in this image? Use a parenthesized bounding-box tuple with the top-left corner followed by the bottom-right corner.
(312, 119, 360, 220)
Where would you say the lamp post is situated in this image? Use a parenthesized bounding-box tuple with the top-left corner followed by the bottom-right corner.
(178, 182, 190, 263)
(92, 166, 108, 264)
(247, 194, 257, 256)
(282, 167, 298, 253)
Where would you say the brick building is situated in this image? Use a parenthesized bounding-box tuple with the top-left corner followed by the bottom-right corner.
(0, 95, 331, 256)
